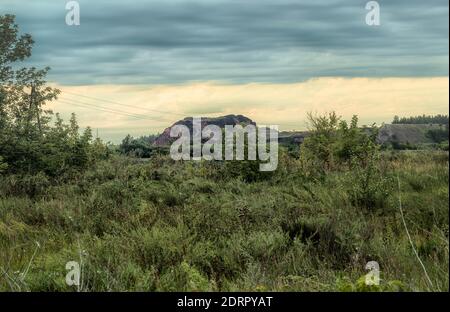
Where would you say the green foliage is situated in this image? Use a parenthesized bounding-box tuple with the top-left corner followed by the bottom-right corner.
(393, 114, 449, 125)
(0, 172, 50, 197)
(298, 112, 392, 211)
(426, 126, 449, 144)
(300, 112, 378, 174)
(0, 155, 7, 173)
(119, 134, 158, 158)
(337, 276, 405, 292)
(438, 140, 449, 151)
(346, 153, 393, 210)
(0, 15, 108, 177)
(0, 150, 447, 292)
(387, 141, 419, 150)
(159, 261, 213, 291)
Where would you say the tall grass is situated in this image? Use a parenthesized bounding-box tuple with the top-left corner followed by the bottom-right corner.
(0, 150, 448, 291)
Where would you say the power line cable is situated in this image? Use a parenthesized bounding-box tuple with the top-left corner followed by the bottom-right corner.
(58, 99, 156, 120)
(57, 99, 171, 122)
(61, 90, 186, 117)
(57, 98, 172, 122)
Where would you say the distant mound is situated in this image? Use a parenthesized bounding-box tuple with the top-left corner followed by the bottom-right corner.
(377, 124, 448, 145)
(153, 117, 448, 148)
(153, 114, 256, 146)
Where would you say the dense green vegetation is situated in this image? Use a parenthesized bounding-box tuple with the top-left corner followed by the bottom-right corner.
(1, 14, 448, 292)
(425, 127, 449, 145)
(0, 113, 448, 291)
(118, 134, 160, 158)
(0, 15, 109, 178)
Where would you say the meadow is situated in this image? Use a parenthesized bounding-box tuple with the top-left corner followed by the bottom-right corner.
(0, 148, 448, 291)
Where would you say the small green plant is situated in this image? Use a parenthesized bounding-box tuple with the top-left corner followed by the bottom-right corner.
(0, 156, 7, 173)
(158, 261, 213, 291)
(347, 153, 393, 210)
(337, 276, 405, 292)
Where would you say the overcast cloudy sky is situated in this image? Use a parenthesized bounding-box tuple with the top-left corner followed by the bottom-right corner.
(1, 0, 448, 141)
(3, 0, 448, 84)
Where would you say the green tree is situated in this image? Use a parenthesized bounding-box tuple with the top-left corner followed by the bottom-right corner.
(0, 14, 108, 176)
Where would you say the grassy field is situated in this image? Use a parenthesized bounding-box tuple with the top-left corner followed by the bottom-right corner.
(0, 149, 448, 292)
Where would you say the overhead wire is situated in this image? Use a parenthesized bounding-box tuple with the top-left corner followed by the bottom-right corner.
(56, 98, 172, 123)
(61, 90, 186, 117)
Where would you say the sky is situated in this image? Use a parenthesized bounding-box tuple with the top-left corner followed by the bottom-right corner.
(1, 0, 448, 142)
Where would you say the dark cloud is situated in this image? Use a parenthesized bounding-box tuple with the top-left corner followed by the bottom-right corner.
(1, 0, 448, 85)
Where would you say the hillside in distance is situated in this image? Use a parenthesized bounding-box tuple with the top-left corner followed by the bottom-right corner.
(377, 124, 448, 145)
(152, 114, 449, 147)
(153, 114, 256, 146)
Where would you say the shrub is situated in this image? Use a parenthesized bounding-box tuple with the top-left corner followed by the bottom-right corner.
(300, 112, 379, 175)
(158, 261, 213, 291)
(0, 156, 7, 173)
(0, 172, 50, 197)
(346, 154, 393, 210)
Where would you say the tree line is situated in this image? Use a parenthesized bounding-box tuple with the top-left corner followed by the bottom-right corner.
(392, 114, 449, 125)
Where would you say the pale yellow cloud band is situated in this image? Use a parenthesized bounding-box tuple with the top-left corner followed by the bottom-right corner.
(49, 77, 449, 142)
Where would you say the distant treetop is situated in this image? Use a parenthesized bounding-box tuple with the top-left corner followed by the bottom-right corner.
(392, 114, 449, 125)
